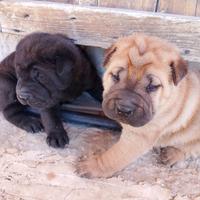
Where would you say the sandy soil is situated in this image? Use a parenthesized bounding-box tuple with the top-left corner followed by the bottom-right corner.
(0, 114, 200, 200)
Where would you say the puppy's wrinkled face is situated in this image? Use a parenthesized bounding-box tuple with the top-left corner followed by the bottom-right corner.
(15, 33, 78, 109)
(102, 34, 188, 127)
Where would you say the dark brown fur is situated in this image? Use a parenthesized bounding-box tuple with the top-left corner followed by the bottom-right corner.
(0, 32, 102, 148)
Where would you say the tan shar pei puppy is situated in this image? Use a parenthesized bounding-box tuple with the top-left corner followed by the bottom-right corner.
(76, 33, 200, 178)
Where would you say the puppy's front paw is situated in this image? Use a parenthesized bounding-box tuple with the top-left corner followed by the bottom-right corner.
(20, 116, 44, 133)
(76, 155, 112, 178)
(156, 146, 185, 166)
(46, 129, 69, 148)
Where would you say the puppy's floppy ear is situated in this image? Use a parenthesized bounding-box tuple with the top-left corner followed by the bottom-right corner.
(54, 57, 74, 90)
(103, 45, 117, 67)
(56, 56, 73, 78)
(56, 56, 74, 79)
(170, 57, 188, 86)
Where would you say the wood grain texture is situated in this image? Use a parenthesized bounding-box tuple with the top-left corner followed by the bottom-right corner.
(99, 0, 157, 11)
(0, 1, 200, 63)
(158, 0, 197, 16)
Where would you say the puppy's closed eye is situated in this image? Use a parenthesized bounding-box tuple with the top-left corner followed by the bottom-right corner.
(111, 72, 120, 82)
(146, 75, 162, 93)
(110, 68, 125, 83)
(31, 67, 46, 83)
(31, 68, 40, 81)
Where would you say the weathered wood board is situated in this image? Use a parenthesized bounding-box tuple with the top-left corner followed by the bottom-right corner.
(157, 0, 198, 16)
(98, 0, 157, 11)
(0, 1, 200, 63)
(33, 0, 200, 17)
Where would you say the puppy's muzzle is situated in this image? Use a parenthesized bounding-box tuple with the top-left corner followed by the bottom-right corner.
(17, 86, 49, 108)
(103, 90, 153, 127)
(116, 101, 135, 117)
(18, 88, 32, 102)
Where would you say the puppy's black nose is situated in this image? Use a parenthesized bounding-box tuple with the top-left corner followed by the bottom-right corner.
(116, 104, 134, 117)
(18, 89, 31, 101)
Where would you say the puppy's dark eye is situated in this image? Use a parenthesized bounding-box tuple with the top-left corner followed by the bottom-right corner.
(146, 77, 161, 93)
(51, 55, 60, 65)
(31, 68, 40, 81)
(111, 73, 120, 82)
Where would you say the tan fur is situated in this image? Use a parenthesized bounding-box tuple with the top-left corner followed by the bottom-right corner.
(76, 33, 200, 178)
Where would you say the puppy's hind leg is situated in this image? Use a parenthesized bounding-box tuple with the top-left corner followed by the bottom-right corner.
(155, 146, 185, 166)
(156, 139, 200, 166)
(0, 74, 43, 133)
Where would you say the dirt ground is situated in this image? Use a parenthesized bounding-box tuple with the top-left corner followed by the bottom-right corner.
(0, 113, 200, 200)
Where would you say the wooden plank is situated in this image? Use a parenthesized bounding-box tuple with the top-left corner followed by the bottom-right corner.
(196, 0, 200, 16)
(0, 1, 200, 63)
(99, 0, 157, 11)
(157, 0, 197, 16)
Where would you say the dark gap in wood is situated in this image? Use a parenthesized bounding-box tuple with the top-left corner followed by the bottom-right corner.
(184, 49, 190, 55)
(195, 0, 199, 16)
(155, 0, 160, 12)
(23, 13, 30, 18)
(12, 29, 21, 33)
(69, 17, 76, 20)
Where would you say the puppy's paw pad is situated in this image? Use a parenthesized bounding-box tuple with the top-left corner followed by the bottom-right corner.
(75, 157, 99, 178)
(75, 155, 112, 178)
(20, 117, 44, 133)
(46, 130, 69, 148)
(156, 146, 184, 166)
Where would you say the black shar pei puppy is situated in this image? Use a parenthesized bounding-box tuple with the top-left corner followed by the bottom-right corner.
(0, 32, 102, 148)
